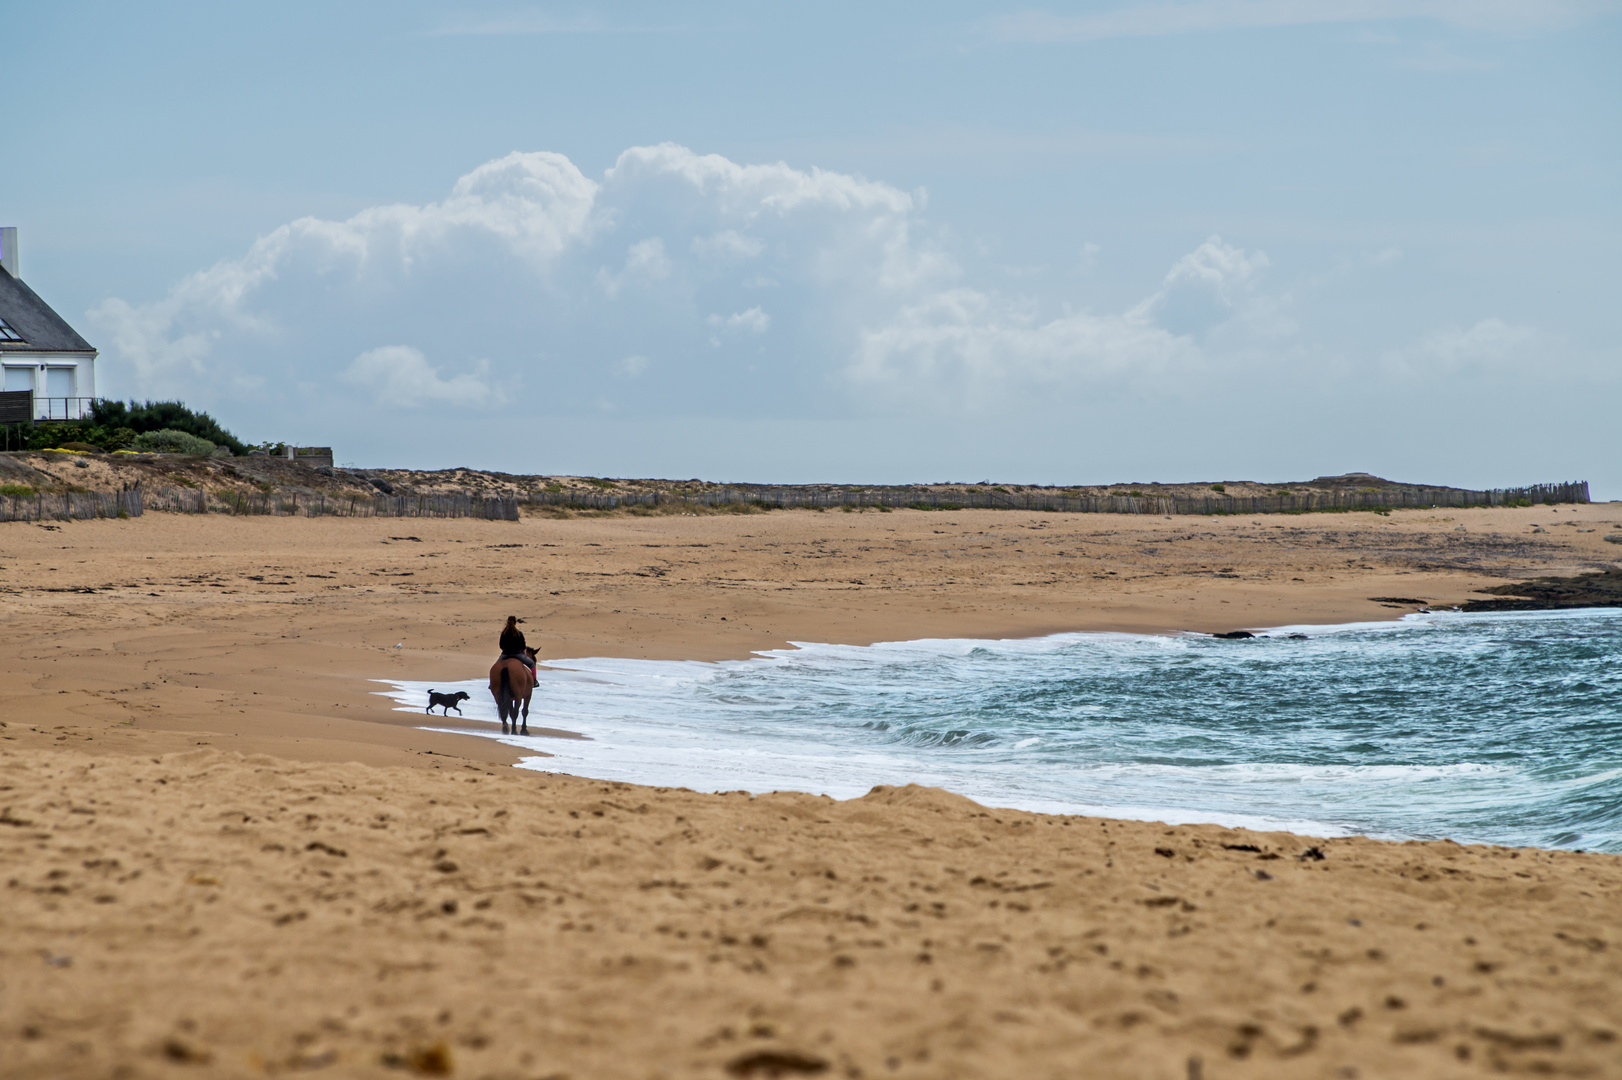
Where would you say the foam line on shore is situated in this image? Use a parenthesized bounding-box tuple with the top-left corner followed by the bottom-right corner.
(373, 609, 1622, 851)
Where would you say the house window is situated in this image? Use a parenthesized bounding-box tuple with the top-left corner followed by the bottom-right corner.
(46, 367, 75, 398)
(0, 318, 24, 343)
(3, 365, 33, 392)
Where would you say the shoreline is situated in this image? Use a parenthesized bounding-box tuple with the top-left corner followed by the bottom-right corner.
(376, 606, 1619, 855)
(2, 503, 1617, 774)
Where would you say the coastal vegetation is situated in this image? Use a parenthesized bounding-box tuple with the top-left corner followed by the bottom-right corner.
(1, 399, 250, 455)
(128, 428, 226, 456)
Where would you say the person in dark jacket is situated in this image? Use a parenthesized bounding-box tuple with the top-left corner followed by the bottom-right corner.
(499, 616, 536, 677)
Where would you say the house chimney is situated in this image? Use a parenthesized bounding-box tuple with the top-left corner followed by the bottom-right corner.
(0, 228, 16, 279)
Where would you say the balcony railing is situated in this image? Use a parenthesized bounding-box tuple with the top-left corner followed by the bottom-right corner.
(32, 396, 97, 421)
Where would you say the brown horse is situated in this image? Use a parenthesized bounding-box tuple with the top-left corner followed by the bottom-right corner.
(489, 649, 537, 735)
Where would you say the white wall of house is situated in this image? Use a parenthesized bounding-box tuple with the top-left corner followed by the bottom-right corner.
(0, 352, 97, 419)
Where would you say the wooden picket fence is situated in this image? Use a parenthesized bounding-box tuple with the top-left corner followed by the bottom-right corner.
(527, 480, 1591, 516)
(4, 480, 1589, 524)
(0, 489, 143, 523)
(140, 487, 520, 521)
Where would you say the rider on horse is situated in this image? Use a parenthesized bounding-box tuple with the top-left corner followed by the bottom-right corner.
(491, 616, 539, 735)
(499, 616, 538, 678)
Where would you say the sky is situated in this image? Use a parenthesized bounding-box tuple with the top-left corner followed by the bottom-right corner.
(7, 1, 1620, 492)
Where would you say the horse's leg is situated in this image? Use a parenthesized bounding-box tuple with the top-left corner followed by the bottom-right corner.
(519, 688, 531, 736)
(504, 669, 515, 733)
(494, 668, 510, 733)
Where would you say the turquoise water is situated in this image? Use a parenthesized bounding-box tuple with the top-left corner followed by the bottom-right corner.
(379, 608, 1622, 851)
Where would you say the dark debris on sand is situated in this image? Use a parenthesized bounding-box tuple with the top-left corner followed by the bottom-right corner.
(1462, 568, 1622, 612)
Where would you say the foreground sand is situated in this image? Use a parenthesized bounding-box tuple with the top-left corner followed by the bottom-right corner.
(5, 748, 1619, 1080)
(2, 504, 1620, 1077)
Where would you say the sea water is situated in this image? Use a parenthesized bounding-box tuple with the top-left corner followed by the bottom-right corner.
(377, 608, 1622, 852)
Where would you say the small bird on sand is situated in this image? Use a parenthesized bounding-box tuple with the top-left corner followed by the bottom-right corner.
(394, 642, 404, 649)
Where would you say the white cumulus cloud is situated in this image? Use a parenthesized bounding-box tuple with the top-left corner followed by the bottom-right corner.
(991, 1, 1614, 42)
(692, 230, 767, 261)
(708, 307, 771, 333)
(1140, 235, 1271, 337)
(1381, 317, 1541, 380)
(850, 287, 1197, 407)
(343, 346, 490, 408)
(88, 140, 1573, 470)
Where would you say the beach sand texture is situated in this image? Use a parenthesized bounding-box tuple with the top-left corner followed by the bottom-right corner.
(6, 749, 1620, 1080)
(3, 504, 1620, 1077)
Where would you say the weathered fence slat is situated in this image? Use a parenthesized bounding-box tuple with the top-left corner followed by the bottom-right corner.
(0, 489, 143, 523)
(5, 479, 1589, 524)
(127, 488, 519, 521)
(522, 480, 1590, 516)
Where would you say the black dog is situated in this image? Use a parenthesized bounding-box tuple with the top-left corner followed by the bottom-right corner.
(426, 689, 471, 716)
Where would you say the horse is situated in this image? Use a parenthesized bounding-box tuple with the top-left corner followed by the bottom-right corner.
(488, 649, 537, 735)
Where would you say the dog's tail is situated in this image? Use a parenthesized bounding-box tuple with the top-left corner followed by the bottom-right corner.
(425, 689, 436, 714)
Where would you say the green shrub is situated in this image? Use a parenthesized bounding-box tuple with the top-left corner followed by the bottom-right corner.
(1211, 483, 1226, 493)
(0, 483, 35, 497)
(90, 399, 247, 455)
(132, 428, 218, 456)
(13, 422, 136, 452)
(129, 428, 217, 450)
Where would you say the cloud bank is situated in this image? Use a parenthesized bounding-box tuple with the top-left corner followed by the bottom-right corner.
(990, 0, 1619, 42)
(88, 143, 1262, 417)
(87, 142, 1597, 478)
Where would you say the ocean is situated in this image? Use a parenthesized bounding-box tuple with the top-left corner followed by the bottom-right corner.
(377, 608, 1622, 852)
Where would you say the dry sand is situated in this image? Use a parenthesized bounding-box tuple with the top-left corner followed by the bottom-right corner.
(3, 503, 1620, 1078)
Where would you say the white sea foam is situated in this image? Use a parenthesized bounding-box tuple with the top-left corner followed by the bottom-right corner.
(374, 608, 1622, 851)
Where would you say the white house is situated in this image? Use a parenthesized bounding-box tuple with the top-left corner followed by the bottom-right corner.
(0, 227, 98, 423)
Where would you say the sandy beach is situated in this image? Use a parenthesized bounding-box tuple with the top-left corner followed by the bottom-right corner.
(4, 503, 1621, 1078)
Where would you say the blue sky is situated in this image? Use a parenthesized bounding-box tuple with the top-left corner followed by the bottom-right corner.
(8, 1, 1620, 491)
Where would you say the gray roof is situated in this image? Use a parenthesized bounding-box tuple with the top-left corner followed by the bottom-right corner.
(0, 265, 95, 355)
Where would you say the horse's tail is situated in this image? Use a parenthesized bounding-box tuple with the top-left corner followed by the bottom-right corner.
(499, 667, 510, 696)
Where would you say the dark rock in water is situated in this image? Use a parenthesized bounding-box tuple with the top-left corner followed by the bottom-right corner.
(1285, 633, 1309, 640)
(1212, 630, 1256, 639)
(1461, 568, 1622, 612)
